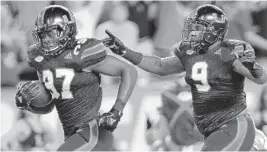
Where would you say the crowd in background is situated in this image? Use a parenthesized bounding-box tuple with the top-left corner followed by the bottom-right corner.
(1, 1, 267, 151)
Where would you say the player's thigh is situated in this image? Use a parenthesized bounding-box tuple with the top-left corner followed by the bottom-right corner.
(92, 127, 115, 151)
(57, 120, 99, 151)
(202, 113, 255, 151)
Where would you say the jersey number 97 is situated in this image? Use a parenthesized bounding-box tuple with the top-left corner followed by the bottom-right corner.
(42, 68, 75, 99)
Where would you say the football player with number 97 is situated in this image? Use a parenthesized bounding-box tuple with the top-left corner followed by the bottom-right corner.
(103, 4, 267, 151)
(15, 5, 137, 151)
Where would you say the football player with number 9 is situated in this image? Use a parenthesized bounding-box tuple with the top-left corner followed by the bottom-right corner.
(103, 4, 267, 151)
(15, 5, 137, 151)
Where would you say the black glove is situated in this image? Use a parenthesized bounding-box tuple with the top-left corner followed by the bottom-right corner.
(235, 44, 256, 68)
(102, 30, 128, 56)
(99, 108, 123, 132)
(234, 44, 264, 78)
(15, 81, 40, 109)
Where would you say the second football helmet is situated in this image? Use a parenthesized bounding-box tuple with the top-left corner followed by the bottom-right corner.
(182, 4, 229, 53)
(32, 5, 77, 56)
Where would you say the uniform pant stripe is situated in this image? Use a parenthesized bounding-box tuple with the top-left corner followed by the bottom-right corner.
(222, 115, 248, 151)
(75, 119, 99, 151)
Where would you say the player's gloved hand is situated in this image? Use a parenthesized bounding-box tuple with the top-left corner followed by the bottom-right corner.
(236, 48, 256, 68)
(15, 81, 40, 109)
(102, 30, 128, 56)
(234, 44, 263, 78)
(99, 108, 123, 132)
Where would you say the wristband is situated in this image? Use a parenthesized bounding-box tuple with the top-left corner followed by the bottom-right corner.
(110, 108, 122, 117)
(112, 99, 126, 112)
(122, 49, 143, 65)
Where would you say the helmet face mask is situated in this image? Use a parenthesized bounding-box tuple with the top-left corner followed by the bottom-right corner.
(35, 25, 62, 53)
(182, 4, 229, 53)
(182, 20, 206, 46)
(33, 5, 77, 56)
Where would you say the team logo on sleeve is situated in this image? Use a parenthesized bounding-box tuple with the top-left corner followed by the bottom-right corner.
(35, 56, 44, 62)
(214, 48, 222, 55)
(65, 52, 73, 59)
(186, 49, 194, 55)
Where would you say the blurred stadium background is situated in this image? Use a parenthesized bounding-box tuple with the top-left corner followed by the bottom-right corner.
(1, 0, 267, 151)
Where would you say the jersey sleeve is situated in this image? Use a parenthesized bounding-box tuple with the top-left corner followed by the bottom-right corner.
(172, 41, 187, 68)
(221, 40, 247, 66)
(80, 38, 107, 69)
(232, 40, 254, 55)
(172, 42, 182, 59)
(27, 45, 37, 68)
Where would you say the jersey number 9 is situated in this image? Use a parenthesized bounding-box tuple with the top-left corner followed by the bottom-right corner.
(191, 62, 211, 92)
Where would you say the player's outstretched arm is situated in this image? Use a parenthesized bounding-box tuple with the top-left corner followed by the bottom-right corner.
(103, 30, 185, 76)
(137, 55, 184, 77)
(233, 60, 267, 84)
(232, 44, 267, 84)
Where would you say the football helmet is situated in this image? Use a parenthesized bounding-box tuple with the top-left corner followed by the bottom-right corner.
(32, 5, 77, 56)
(182, 4, 229, 53)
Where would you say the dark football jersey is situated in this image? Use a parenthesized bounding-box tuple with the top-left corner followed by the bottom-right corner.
(27, 38, 107, 138)
(174, 39, 248, 136)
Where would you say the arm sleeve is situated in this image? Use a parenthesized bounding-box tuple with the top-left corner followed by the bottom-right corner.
(172, 42, 182, 59)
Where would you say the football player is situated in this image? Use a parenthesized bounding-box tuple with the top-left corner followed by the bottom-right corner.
(103, 4, 267, 151)
(145, 73, 203, 151)
(15, 5, 137, 151)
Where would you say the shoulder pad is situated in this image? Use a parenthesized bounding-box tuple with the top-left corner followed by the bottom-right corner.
(222, 39, 254, 64)
(222, 39, 247, 49)
(179, 41, 191, 51)
(173, 41, 191, 59)
(27, 45, 43, 67)
(79, 38, 106, 60)
(171, 42, 181, 51)
(79, 38, 107, 68)
(224, 39, 254, 55)
(27, 45, 38, 58)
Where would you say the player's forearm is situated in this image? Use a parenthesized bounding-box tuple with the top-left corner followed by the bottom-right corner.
(246, 62, 267, 84)
(122, 49, 166, 76)
(257, 71, 267, 84)
(252, 67, 267, 84)
(113, 65, 138, 111)
(235, 60, 267, 84)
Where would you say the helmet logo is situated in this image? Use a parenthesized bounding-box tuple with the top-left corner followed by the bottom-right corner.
(62, 15, 68, 22)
